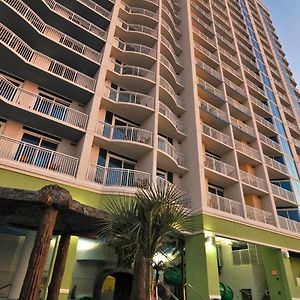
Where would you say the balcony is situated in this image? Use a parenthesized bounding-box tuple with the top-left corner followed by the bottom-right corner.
(287, 120, 300, 137)
(162, 4, 181, 38)
(102, 87, 154, 123)
(222, 62, 243, 85)
(271, 183, 296, 206)
(0, 75, 87, 140)
(119, 3, 158, 28)
(197, 80, 225, 104)
(204, 155, 238, 186)
(158, 102, 186, 140)
(0, 23, 95, 103)
(117, 20, 157, 47)
(195, 59, 222, 85)
(192, 14, 214, 38)
(87, 164, 151, 189)
(161, 35, 183, 71)
(0, 0, 101, 74)
(224, 78, 247, 100)
(239, 169, 268, 194)
(255, 114, 277, 135)
(108, 61, 155, 93)
(227, 96, 251, 120)
(161, 19, 182, 54)
(231, 117, 256, 141)
(264, 156, 289, 178)
(23, 0, 107, 49)
(207, 192, 243, 217)
(245, 205, 276, 226)
(217, 33, 236, 55)
(247, 80, 267, 100)
(161, 54, 184, 90)
(157, 136, 188, 173)
(200, 99, 229, 125)
(112, 39, 156, 68)
(219, 47, 239, 69)
(250, 96, 272, 118)
(194, 42, 219, 68)
(94, 121, 153, 159)
(278, 216, 300, 234)
(259, 133, 282, 156)
(234, 140, 261, 165)
(201, 123, 233, 155)
(0, 135, 78, 176)
(193, 28, 217, 52)
(160, 76, 185, 113)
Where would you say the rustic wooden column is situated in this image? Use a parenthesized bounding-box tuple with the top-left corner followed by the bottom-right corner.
(46, 234, 71, 300)
(19, 185, 72, 300)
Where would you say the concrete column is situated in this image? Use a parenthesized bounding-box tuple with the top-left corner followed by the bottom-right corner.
(185, 233, 221, 300)
(8, 231, 36, 300)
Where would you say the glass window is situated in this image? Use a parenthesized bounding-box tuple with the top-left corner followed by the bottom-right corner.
(208, 184, 224, 197)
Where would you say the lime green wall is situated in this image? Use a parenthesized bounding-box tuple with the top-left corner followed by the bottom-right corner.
(290, 257, 300, 279)
(185, 234, 220, 300)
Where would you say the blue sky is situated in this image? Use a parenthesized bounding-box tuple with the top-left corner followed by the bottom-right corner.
(262, 0, 300, 85)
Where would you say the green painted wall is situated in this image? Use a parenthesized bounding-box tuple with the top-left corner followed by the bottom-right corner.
(185, 234, 220, 300)
(290, 256, 300, 280)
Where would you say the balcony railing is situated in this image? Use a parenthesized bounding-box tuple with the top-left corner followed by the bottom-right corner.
(224, 78, 247, 98)
(76, 0, 111, 19)
(122, 3, 158, 21)
(160, 77, 185, 109)
(207, 192, 243, 217)
(250, 96, 271, 115)
(198, 81, 225, 101)
(0, 135, 78, 176)
(204, 156, 237, 179)
(161, 54, 184, 86)
(95, 121, 152, 145)
(2, 0, 102, 63)
(113, 61, 155, 82)
(202, 123, 232, 147)
(161, 19, 182, 51)
(158, 136, 188, 168)
(196, 59, 222, 81)
(239, 169, 267, 191)
(227, 97, 251, 117)
(234, 140, 260, 161)
(159, 102, 186, 134)
(161, 35, 183, 67)
(231, 117, 256, 138)
(255, 114, 276, 132)
(194, 42, 219, 64)
(87, 164, 151, 188)
(278, 216, 300, 234)
(200, 99, 229, 123)
(264, 156, 288, 175)
(43, 0, 107, 39)
(0, 24, 96, 91)
(271, 183, 296, 203)
(246, 205, 276, 226)
(120, 20, 158, 38)
(0, 76, 88, 129)
(115, 39, 156, 58)
(193, 28, 217, 48)
(106, 87, 154, 109)
(259, 133, 282, 152)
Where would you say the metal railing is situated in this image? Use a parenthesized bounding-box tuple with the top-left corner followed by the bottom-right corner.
(0, 135, 78, 176)
(245, 205, 276, 226)
(227, 96, 251, 116)
(76, 0, 111, 19)
(196, 59, 222, 81)
(95, 121, 152, 145)
(160, 77, 185, 109)
(112, 61, 155, 82)
(161, 35, 183, 67)
(235, 140, 260, 161)
(204, 156, 237, 179)
(120, 20, 158, 37)
(224, 78, 247, 98)
(271, 184, 296, 203)
(106, 87, 154, 109)
(0, 76, 88, 129)
(87, 164, 151, 188)
(194, 41, 219, 63)
(2, 0, 101, 63)
(231, 117, 256, 138)
(161, 19, 182, 50)
(200, 99, 229, 123)
(255, 114, 276, 132)
(259, 133, 282, 152)
(278, 216, 300, 233)
(198, 80, 225, 101)
(193, 28, 217, 48)
(43, 0, 107, 39)
(122, 3, 158, 20)
(115, 39, 156, 58)
(202, 123, 232, 147)
(158, 136, 188, 168)
(162, 4, 181, 36)
(250, 96, 271, 114)
(264, 156, 288, 175)
(161, 54, 184, 86)
(239, 169, 267, 191)
(207, 192, 243, 217)
(0, 24, 96, 91)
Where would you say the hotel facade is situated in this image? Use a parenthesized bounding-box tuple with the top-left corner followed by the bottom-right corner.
(0, 0, 300, 299)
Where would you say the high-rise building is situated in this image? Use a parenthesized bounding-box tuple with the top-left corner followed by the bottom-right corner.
(0, 0, 300, 299)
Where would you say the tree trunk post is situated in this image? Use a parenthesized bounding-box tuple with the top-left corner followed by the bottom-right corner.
(19, 206, 58, 300)
(46, 234, 71, 300)
(130, 255, 148, 300)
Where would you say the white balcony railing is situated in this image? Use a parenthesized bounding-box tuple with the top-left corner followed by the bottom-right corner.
(120, 20, 158, 38)
(106, 87, 154, 109)
(115, 39, 156, 58)
(159, 102, 186, 134)
(0, 24, 96, 91)
(278, 216, 300, 234)
(161, 54, 184, 86)
(0, 135, 78, 176)
(204, 156, 237, 179)
(158, 136, 188, 168)
(202, 123, 233, 147)
(87, 164, 151, 188)
(76, 0, 111, 19)
(0, 76, 88, 129)
(2, 0, 102, 63)
(239, 169, 267, 191)
(113, 61, 155, 82)
(161, 35, 183, 67)
(207, 192, 243, 217)
(245, 205, 276, 226)
(95, 121, 152, 145)
(160, 77, 185, 109)
(122, 3, 158, 21)
(271, 184, 296, 203)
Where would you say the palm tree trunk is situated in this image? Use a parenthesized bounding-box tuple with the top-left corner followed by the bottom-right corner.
(131, 254, 152, 300)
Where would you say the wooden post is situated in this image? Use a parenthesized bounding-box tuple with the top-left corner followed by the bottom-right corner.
(46, 234, 71, 300)
(19, 206, 58, 300)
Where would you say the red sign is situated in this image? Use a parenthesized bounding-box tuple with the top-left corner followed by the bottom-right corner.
(272, 270, 278, 275)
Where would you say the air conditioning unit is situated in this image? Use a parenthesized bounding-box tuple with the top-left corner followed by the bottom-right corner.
(296, 277, 300, 287)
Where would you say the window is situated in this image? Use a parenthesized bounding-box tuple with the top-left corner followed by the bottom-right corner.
(271, 179, 292, 191)
(205, 151, 220, 160)
(208, 184, 224, 197)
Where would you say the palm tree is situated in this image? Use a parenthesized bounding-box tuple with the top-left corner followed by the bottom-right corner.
(98, 183, 192, 300)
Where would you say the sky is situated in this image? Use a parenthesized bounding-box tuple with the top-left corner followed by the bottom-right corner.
(262, 0, 300, 85)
